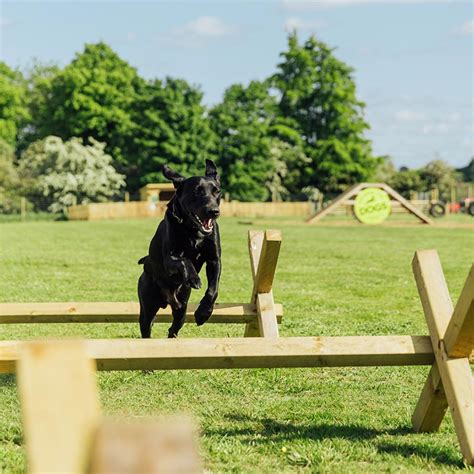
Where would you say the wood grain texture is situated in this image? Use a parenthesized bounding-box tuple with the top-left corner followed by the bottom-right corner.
(0, 336, 436, 374)
(412, 250, 474, 465)
(17, 341, 100, 474)
(444, 264, 474, 358)
(0, 302, 282, 324)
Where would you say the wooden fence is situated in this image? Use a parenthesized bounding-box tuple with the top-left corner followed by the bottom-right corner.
(67, 201, 313, 220)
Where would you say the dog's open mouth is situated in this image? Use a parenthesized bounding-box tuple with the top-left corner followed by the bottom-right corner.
(193, 214, 214, 233)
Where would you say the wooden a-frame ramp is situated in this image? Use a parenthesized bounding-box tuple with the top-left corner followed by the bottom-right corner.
(307, 182, 433, 224)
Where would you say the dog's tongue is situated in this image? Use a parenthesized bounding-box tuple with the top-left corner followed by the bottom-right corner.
(203, 218, 213, 230)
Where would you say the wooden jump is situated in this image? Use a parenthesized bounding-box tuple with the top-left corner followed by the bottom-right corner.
(0, 335, 437, 374)
(1, 231, 472, 465)
(0, 230, 283, 336)
(307, 182, 433, 225)
(0, 302, 283, 324)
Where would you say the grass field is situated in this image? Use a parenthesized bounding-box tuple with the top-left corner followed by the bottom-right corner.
(0, 217, 473, 472)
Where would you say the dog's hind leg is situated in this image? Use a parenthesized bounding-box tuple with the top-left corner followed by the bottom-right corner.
(138, 271, 163, 338)
(168, 286, 191, 338)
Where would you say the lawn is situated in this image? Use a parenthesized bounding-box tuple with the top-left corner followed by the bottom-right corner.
(0, 217, 473, 472)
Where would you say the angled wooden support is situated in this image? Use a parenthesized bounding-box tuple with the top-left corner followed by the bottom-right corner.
(411, 251, 473, 465)
(244, 230, 282, 338)
(17, 341, 101, 473)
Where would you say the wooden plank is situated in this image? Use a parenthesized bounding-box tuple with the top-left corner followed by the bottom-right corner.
(17, 341, 101, 473)
(412, 363, 448, 432)
(248, 230, 281, 338)
(251, 230, 282, 298)
(382, 184, 433, 224)
(444, 264, 474, 358)
(307, 183, 363, 224)
(89, 418, 201, 474)
(256, 293, 279, 338)
(0, 302, 282, 324)
(412, 250, 474, 465)
(0, 336, 436, 373)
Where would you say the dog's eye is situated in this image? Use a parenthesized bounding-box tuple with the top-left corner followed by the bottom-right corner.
(211, 186, 220, 196)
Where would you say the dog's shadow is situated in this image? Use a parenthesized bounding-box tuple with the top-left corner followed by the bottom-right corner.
(205, 413, 463, 467)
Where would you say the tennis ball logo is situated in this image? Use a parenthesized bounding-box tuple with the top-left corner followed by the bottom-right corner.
(354, 188, 391, 224)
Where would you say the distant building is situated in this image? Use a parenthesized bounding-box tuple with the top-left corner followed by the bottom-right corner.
(139, 183, 175, 203)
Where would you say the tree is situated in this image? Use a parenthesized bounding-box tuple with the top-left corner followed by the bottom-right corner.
(17, 136, 125, 213)
(419, 160, 459, 201)
(273, 33, 380, 192)
(0, 62, 29, 147)
(28, 43, 143, 175)
(387, 169, 424, 199)
(210, 81, 278, 201)
(0, 139, 21, 213)
(457, 158, 474, 183)
(132, 77, 217, 189)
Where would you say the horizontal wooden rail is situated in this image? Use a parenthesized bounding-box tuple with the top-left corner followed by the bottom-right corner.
(0, 302, 283, 324)
(0, 336, 438, 373)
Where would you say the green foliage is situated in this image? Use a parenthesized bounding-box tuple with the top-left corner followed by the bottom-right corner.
(0, 62, 29, 147)
(457, 158, 474, 183)
(0, 139, 22, 213)
(28, 43, 142, 170)
(210, 81, 277, 201)
(17, 136, 125, 213)
(418, 160, 458, 201)
(132, 77, 217, 189)
(387, 169, 424, 198)
(210, 80, 310, 201)
(273, 33, 380, 192)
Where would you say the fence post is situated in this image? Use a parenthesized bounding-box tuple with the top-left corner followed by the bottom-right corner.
(20, 197, 26, 222)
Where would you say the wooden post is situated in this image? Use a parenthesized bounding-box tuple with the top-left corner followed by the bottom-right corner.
(412, 251, 474, 465)
(17, 341, 101, 473)
(245, 230, 281, 338)
(20, 197, 26, 221)
(124, 191, 130, 202)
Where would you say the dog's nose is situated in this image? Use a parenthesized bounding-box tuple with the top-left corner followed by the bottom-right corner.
(209, 208, 220, 218)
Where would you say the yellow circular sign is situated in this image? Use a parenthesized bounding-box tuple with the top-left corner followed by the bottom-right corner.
(354, 188, 391, 224)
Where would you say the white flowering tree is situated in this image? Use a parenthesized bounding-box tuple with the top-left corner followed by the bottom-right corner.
(18, 136, 125, 213)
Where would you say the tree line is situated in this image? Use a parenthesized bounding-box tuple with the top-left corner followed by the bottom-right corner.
(0, 33, 471, 213)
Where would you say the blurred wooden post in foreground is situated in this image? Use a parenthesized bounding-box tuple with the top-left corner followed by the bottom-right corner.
(17, 341, 201, 474)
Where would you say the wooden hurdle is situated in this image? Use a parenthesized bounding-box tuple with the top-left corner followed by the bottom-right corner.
(1, 238, 472, 464)
(0, 230, 282, 337)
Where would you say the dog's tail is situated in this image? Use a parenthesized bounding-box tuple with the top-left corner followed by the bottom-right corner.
(138, 256, 148, 265)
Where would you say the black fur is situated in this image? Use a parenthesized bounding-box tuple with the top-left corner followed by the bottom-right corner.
(137, 160, 222, 338)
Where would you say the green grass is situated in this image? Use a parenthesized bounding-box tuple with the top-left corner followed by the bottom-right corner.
(0, 217, 473, 472)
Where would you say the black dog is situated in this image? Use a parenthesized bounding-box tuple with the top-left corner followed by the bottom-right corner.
(137, 160, 221, 338)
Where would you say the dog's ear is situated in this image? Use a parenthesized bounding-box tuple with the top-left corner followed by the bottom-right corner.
(205, 159, 219, 183)
(162, 165, 185, 188)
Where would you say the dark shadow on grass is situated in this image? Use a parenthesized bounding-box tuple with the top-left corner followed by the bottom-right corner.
(205, 414, 463, 468)
(377, 441, 464, 468)
(0, 374, 16, 387)
(207, 413, 412, 442)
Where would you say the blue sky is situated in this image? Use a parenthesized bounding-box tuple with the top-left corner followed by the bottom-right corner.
(1, 0, 473, 168)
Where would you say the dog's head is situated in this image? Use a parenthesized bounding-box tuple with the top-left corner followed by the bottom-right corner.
(163, 160, 221, 234)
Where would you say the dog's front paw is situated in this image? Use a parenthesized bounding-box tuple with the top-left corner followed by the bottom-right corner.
(186, 275, 202, 289)
(194, 303, 213, 326)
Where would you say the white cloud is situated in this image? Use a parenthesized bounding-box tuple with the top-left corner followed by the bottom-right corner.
(284, 16, 324, 31)
(394, 109, 426, 122)
(178, 16, 237, 38)
(454, 19, 474, 36)
(282, 0, 462, 10)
